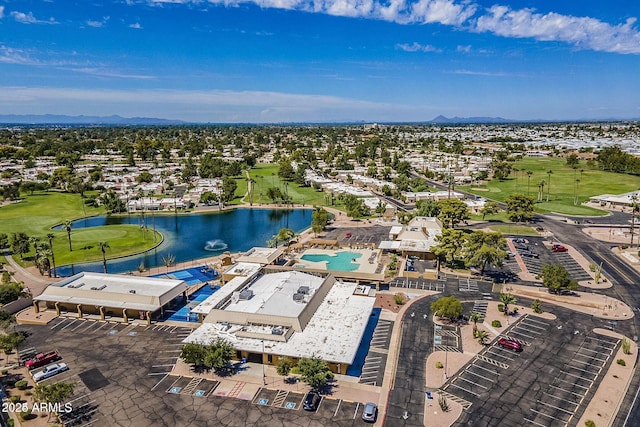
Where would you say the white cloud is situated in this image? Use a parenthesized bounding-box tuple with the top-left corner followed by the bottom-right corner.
(396, 42, 441, 52)
(475, 5, 640, 54)
(10, 10, 57, 24)
(0, 46, 34, 65)
(456, 44, 471, 53)
(129, 22, 143, 29)
(132, 1, 640, 55)
(87, 20, 104, 27)
(0, 6, 4, 19)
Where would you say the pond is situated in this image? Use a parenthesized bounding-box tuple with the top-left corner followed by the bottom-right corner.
(56, 208, 311, 276)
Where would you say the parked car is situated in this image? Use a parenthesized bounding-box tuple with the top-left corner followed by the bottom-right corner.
(497, 338, 523, 352)
(362, 402, 378, 422)
(32, 363, 68, 382)
(514, 243, 529, 250)
(520, 250, 539, 258)
(303, 391, 320, 411)
(25, 351, 61, 370)
(512, 238, 529, 244)
(345, 232, 352, 238)
(552, 245, 568, 252)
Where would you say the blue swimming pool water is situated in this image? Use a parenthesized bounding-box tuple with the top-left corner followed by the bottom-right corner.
(152, 266, 219, 286)
(346, 308, 381, 377)
(300, 251, 362, 272)
(161, 283, 219, 323)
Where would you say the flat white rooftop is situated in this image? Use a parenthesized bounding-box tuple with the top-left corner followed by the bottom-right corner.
(184, 281, 375, 365)
(236, 247, 284, 265)
(35, 272, 187, 312)
(223, 262, 263, 277)
(225, 271, 323, 317)
(191, 276, 249, 315)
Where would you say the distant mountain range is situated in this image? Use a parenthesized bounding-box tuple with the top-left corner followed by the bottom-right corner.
(0, 114, 186, 125)
(429, 115, 514, 124)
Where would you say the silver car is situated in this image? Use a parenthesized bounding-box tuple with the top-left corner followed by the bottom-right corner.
(32, 363, 68, 382)
(362, 402, 377, 422)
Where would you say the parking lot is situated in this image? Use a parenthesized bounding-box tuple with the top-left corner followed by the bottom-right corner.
(511, 236, 592, 281)
(19, 318, 379, 426)
(324, 224, 391, 247)
(388, 277, 446, 292)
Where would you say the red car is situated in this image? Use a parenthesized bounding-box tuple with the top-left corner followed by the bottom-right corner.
(25, 351, 61, 370)
(552, 245, 568, 253)
(497, 338, 523, 352)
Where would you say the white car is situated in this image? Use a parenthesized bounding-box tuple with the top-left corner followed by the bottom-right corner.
(32, 363, 68, 382)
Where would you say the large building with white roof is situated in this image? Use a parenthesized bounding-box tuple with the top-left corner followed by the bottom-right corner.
(33, 272, 188, 325)
(185, 267, 376, 374)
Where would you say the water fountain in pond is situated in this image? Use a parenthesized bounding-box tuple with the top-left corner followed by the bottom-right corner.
(204, 239, 228, 251)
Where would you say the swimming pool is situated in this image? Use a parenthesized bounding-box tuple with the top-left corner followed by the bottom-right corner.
(151, 266, 218, 286)
(300, 251, 362, 272)
(161, 285, 219, 323)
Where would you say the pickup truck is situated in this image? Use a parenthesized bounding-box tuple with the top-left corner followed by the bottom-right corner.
(25, 351, 61, 370)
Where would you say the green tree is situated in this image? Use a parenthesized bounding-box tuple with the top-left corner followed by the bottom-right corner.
(278, 159, 295, 181)
(476, 329, 490, 345)
(415, 199, 441, 217)
(10, 232, 30, 260)
(311, 206, 330, 235)
(499, 293, 516, 316)
(199, 191, 218, 205)
(531, 299, 543, 314)
(64, 220, 73, 251)
(98, 241, 110, 274)
(342, 194, 369, 219)
(437, 199, 469, 228)
(46, 233, 57, 278)
(431, 296, 463, 322)
(100, 190, 126, 214)
(33, 382, 75, 421)
(180, 342, 207, 367)
(433, 228, 466, 266)
(0, 282, 27, 304)
(0, 233, 8, 249)
(136, 171, 154, 183)
(541, 264, 578, 294)
(298, 356, 334, 389)
(276, 228, 296, 248)
(0, 332, 25, 354)
(469, 312, 482, 335)
(504, 194, 535, 223)
(276, 358, 293, 377)
(220, 175, 237, 204)
(480, 201, 500, 220)
(467, 245, 505, 276)
(203, 338, 235, 372)
(546, 170, 553, 202)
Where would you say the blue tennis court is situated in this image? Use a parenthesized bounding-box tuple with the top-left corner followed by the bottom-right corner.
(152, 266, 219, 286)
(161, 285, 219, 323)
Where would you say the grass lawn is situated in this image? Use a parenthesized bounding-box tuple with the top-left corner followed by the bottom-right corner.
(487, 224, 539, 236)
(247, 164, 328, 207)
(461, 157, 640, 216)
(0, 191, 161, 267)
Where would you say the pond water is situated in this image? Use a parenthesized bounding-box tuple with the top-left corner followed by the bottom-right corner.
(56, 208, 311, 276)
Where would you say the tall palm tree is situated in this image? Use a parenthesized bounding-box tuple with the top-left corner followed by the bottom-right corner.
(546, 170, 553, 202)
(98, 241, 110, 273)
(47, 233, 57, 278)
(64, 220, 73, 251)
(469, 312, 482, 336)
(476, 330, 489, 345)
(500, 293, 517, 316)
(526, 171, 533, 197)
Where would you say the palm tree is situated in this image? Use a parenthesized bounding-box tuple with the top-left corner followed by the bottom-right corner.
(98, 241, 110, 273)
(47, 233, 57, 278)
(546, 170, 553, 202)
(161, 253, 176, 273)
(538, 180, 545, 202)
(500, 293, 517, 316)
(526, 171, 533, 197)
(64, 220, 73, 251)
(476, 330, 489, 345)
(469, 312, 482, 336)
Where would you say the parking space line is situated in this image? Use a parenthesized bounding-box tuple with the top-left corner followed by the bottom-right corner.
(463, 369, 496, 383)
(508, 330, 537, 339)
(71, 321, 89, 332)
(530, 408, 566, 423)
(520, 322, 547, 331)
(486, 350, 513, 361)
(565, 364, 599, 374)
(536, 400, 574, 415)
(60, 319, 78, 331)
(333, 399, 342, 417)
(448, 382, 480, 397)
(456, 376, 488, 389)
(151, 373, 170, 391)
(579, 347, 610, 356)
(521, 317, 548, 327)
(556, 378, 589, 390)
(562, 370, 596, 382)
(574, 352, 607, 362)
(469, 363, 499, 376)
(548, 384, 584, 398)
(353, 402, 359, 419)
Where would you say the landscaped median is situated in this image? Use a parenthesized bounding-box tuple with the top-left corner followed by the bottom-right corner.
(502, 284, 633, 320)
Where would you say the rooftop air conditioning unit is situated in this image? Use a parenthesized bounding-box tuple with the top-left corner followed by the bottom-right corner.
(238, 290, 253, 300)
(297, 286, 310, 295)
(292, 293, 305, 302)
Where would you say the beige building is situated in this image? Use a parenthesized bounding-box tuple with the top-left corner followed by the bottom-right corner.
(33, 272, 188, 324)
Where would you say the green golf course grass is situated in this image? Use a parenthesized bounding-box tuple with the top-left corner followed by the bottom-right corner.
(0, 191, 161, 268)
(247, 164, 328, 207)
(461, 157, 640, 216)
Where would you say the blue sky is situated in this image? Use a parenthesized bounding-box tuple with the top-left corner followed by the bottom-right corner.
(0, 0, 638, 122)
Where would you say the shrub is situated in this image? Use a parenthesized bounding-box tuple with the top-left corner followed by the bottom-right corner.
(491, 320, 502, 328)
(585, 420, 596, 427)
(497, 304, 504, 312)
(531, 299, 543, 314)
(1, 369, 7, 375)
(9, 395, 20, 403)
(20, 410, 34, 421)
(14, 380, 27, 390)
(435, 362, 443, 369)
(622, 338, 631, 355)
(393, 293, 405, 305)
(617, 359, 626, 366)
(7, 419, 14, 427)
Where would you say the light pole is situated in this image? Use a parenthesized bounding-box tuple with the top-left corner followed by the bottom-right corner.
(261, 340, 266, 385)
